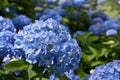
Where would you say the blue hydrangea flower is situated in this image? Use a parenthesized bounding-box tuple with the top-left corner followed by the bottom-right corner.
(0, 16, 15, 32)
(40, 9, 62, 21)
(12, 15, 32, 29)
(0, 31, 15, 58)
(87, 60, 120, 80)
(54, 39, 81, 73)
(58, 0, 73, 8)
(55, 9, 66, 17)
(49, 73, 59, 80)
(92, 17, 104, 24)
(47, 0, 57, 4)
(89, 23, 105, 35)
(5, 7, 10, 13)
(0, 30, 24, 58)
(103, 19, 120, 30)
(2, 54, 11, 67)
(88, 10, 109, 21)
(64, 70, 80, 80)
(15, 18, 81, 74)
(106, 29, 118, 36)
(95, 11, 109, 21)
(73, 0, 89, 8)
(35, 12, 41, 20)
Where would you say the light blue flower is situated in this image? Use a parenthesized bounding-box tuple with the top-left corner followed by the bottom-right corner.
(65, 70, 80, 80)
(89, 23, 105, 35)
(92, 17, 104, 24)
(12, 14, 32, 29)
(88, 60, 120, 80)
(49, 73, 59, 80)
(54, 39, 81, 73)
(106, 29, 118, 36)
(88, 10, 109, 21)
(58, 0, 73, 8)
(40, 9, 62, 21)
(103, 19, 120, 30)
(55, 9, 66, 17)
(0, 31, 15, 58)
(0, 16, 15, 32)
(73, 0, 89, 8)
(15, 18, 81, 74)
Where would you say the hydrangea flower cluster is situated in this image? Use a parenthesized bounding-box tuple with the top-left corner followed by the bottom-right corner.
(89, 19, 120, 36)
(12, 15, 32, 29)
(15, 18, 81, 74)
(64, 70, 80, 80)
(58, 0, 73, 8)
(58, 0, 89, 8)
(40, 9, 62, 21)
(49, 73, 59, 80)
(0, 16, 15, 32)
(88, 11, 120, 36)
(89, 23, 105, 35)
(87, 60, 120, 80)
(73, 0, 89, 7)
(103, 19, 120, 30)
(0, 31, 15, 58)
(88, 10, 109, 21)
(92, 17, 104, 24)
(106, 29, 118, 36)
(55, 9, 66, 17)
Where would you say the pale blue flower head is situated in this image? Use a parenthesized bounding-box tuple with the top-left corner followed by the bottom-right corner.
(88, 60, 120, 80)
(106, 29, 118, 36)
(0, 16, 15, 32)
(15, 18, 81, 74)
(0, 31, 15, 58)
(12, 14, 32, 29)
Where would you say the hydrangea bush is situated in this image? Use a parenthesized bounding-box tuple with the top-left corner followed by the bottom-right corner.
(0, 0, 120, 80)
(15, 18, 81, 74)
(87, 60, 120, 80)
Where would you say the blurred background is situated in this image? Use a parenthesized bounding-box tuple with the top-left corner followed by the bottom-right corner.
(0, 0, 120, 19)
(89, 0, 120, 18)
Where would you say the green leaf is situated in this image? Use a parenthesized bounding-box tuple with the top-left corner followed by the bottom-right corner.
(82, 52, 94, 61)
(75, 64, 88, 80)
(0, 66, 7, 74)
(86, 46, 98, 61)
(21, 71, 29, 80)
(4, 60, 29, 71)
(87, 36, 99, 43)
(99, 48, 109, 58)
(88, 46, 98, 55)
(42, 78, 49, 80)
(77, 32, 91, 41)
(90, 61, 105, 67)
(0, 74, 16, 80)
(28, 64, 48, 80)
(77, 70, 87, 80)
(56, 73, 69, 80)
(85, 54, 96, 61)
(28, 65, 37, 80)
